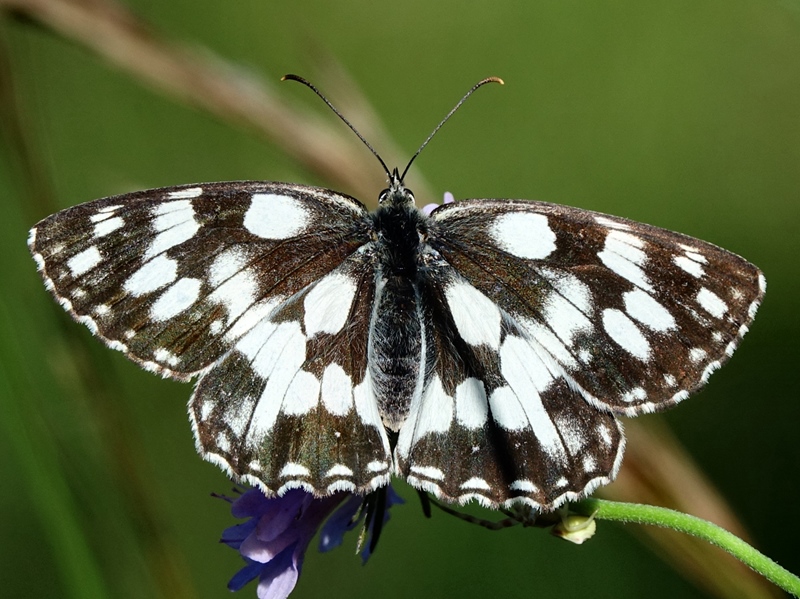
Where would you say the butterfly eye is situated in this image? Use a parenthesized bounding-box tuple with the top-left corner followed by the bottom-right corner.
(378, 189, 391, 204)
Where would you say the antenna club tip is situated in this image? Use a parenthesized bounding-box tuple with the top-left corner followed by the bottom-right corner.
(281, 73, 303, 83)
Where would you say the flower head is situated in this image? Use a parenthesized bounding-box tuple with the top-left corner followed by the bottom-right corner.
(221, 486, 402, 599)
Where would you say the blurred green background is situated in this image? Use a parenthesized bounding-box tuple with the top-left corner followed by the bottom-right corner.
(1, 1, 798, 598)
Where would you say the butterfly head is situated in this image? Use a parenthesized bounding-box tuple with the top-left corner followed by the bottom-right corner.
(378, 167, 415, 208)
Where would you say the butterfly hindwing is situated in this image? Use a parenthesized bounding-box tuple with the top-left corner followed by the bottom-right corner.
(190, 247, 393, 495)
(29, 182, 372, 379)
(427, 199, 765, 416)
(396, 265, 624, 508)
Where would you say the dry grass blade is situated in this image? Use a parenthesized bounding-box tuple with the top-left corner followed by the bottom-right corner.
(0, 0, 411, 200)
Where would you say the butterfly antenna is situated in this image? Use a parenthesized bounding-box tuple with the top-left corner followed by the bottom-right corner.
(399, 76, 504, 182)
(282, 73, 392, 180)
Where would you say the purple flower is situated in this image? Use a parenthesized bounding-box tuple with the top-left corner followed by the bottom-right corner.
(221, 486, 402, 599)
(319, 485, 404, 562)
(422, 191, 455, 215)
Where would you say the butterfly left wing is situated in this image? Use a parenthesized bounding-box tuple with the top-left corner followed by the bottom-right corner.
(28, 182, 372, 378)
(30, 181, 393, 495)
(190, 245, 393, 496)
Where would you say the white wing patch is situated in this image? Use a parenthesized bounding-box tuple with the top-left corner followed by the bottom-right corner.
(282, 370, 321, 415)
(674, 255, 705, 278)
(396, 375, 453, 458)
(488, 385, 529, 431)
(598, 230, 652, 291)
(594, 215, 631, 230)
(244, 321, 308, 439)
(144, 200, 199, 259)
(150, 277, 202, 321)
(697, 287, 728, 319)
(67, 246, 102, 277)
(166, 187, 203, 199)
(93, 216, 124, 238)
(454, 377, 488, 429)
(244, 194, 308, 240)
(517, 316, 578, 369)
(540, 282, 593, 347)
(601, 308, 651, 360)
(303, 272, 357, 337)
(354, 378, 391, 453)
(445, 280, 502, 349)
(225, 298, 283, 342)
(413, 375, 454, 437)
(489, 212, 556, 260)
(208, 248, 258, 325)
(321, 363, 354, 416)
(125, 254, 178, 297)
(497, 335, 566, 460)
(623, 288, 677, 332)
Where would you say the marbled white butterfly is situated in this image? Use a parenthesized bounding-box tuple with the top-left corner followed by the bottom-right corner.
(28, 76, 764, 511)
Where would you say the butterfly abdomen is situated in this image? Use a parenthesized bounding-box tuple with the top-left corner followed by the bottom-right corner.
(367, 202, 430, 434)
(369, 275, 422, 433)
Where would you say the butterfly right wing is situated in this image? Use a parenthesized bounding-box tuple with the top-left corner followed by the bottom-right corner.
(426, 199, 764, 415)
(395, 261, 624, 509)
(396, 196, 762, 509)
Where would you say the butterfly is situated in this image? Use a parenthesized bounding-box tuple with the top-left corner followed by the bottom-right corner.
(28, 76, 765, 511)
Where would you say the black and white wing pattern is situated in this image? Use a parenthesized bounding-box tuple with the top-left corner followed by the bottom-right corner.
(395, 199, 764, 509)
(29, 177, 765, 511)
(29, 182, 392, 495)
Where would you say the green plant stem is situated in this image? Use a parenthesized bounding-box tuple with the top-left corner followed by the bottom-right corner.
(573, 498, 799, 597)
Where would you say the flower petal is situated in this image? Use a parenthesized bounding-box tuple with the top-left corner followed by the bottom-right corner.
(228, 559, 266, 592)
(421, 191, 455, 215)
(256, 546, 300, 599)
(240, 527, 296, 563)
(222, 485, 401, 596)
(318, 495, 362, 553)
(231, 488, 275, 519)
(255, 490, 310, 543)
(221, 519, 258, 548)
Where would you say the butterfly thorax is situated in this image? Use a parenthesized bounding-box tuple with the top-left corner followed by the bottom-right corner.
(368, 185, 428, 434)
(372, 183, 424, 275)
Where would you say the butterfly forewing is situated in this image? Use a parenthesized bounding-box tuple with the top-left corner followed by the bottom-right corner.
(29, 182, 372, 379)
(428, 199, 765, 416)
